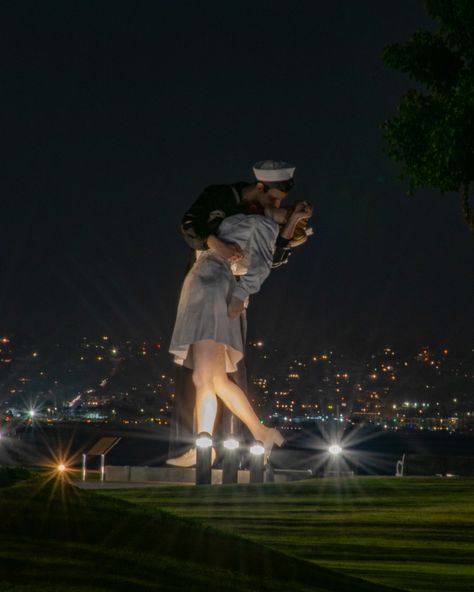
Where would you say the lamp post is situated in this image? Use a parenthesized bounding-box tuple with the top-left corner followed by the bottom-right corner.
(222, 437, 240, 484)
(196, 432, 213, 485)
(249, 441, 265, 483)
(327, 443, 343, 476)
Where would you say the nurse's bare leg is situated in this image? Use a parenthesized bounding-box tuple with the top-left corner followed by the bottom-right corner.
(192, 340, 219, 435)
(165, 340, 218, 466)
(211, 344, 268, 441)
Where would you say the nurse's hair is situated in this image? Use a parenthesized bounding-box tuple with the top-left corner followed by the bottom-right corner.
(285, 201, 312, 248)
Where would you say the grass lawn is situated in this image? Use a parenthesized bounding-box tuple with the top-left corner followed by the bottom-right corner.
(0, 472, 400, 591)
(96, 476, 474, 592)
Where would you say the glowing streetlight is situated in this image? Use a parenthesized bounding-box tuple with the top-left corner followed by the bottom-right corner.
(57, 464, 67, 473)
(328, 444, 342, 455)
(196, 434, 213, 448)
(196, 432, 213, 485)
(223, 438, 240, 484)
(249, 440, 265, 483)
(249, 443, 265, 456)
(223, 438, 239, 450)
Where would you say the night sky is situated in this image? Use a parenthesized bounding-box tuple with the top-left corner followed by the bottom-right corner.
(1, 1, 473, 354)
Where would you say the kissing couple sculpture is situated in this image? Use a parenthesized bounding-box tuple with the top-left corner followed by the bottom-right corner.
(167, 160, 313, 467)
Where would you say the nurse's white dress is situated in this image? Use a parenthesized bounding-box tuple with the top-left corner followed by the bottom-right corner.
(169, 214, 279, 373)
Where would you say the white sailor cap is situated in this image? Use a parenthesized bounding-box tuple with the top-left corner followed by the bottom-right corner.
(252, 160, 296, 183)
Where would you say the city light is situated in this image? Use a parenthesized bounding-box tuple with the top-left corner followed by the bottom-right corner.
(57, 464, 67, 472)
(1, 338, 469, 435)
(328, 444, 342, 455)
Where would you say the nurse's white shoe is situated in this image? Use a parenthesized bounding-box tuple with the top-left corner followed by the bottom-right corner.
(262, 428, 284, 464)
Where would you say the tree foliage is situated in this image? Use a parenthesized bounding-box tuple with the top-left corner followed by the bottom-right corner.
(382, 0, 474, 231)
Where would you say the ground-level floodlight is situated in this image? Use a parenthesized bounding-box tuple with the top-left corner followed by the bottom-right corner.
(222, 438, 240, 484)
(326, 443, 343, 477)
(249, 441, 265, 483)
(328, 444, 342, 455)
(196, 432, 213, 485)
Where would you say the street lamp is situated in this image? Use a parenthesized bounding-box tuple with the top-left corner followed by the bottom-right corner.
(196, 432, 213, 485)
(223, 438, 240, 484)
(328, 444, 342, 455)
(223, 438, 239, 450)
(249, 441, 265, 483)
(327, 443, 344, 477)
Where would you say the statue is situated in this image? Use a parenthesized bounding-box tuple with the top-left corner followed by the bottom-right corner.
(167, 161, 313, 466)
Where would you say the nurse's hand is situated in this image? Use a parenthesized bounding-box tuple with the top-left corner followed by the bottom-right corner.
(280, 201, 313, 240)
(207, 235, 243, 263)
(228, 296, 245, 319)
(290, 201, 313, 221)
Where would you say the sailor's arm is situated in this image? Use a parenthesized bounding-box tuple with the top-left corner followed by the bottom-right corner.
(272, 235, 292, 268)
(181, 187, 243, 261)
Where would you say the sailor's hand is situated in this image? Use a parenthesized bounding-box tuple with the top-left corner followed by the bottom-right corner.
(228, 296, 245, 319)
(207, 235, 244, 263)
(290, 201, 313, 221)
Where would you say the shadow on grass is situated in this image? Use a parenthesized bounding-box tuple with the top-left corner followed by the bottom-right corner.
(0, 475, 403, 592)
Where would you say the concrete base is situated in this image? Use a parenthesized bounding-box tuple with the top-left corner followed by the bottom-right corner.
(104, 465, 313, 485)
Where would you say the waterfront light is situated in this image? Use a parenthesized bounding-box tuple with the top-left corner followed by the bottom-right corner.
(328, 444, 342, 455)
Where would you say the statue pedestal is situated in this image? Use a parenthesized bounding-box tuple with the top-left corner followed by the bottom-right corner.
(103, 465, 312, 485)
